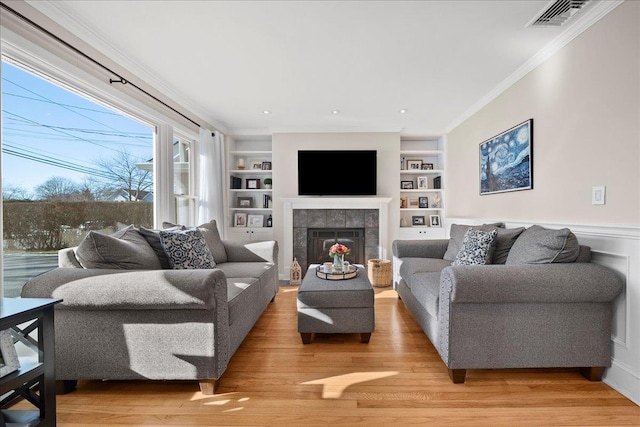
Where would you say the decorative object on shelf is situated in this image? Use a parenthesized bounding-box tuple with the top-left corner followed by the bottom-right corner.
(419, 197, 429, 208)
(400, 217, 407, 227)
(400, 197, 407, 208)
(231, 176, 242, 189)
(263, 178, 272, 189)
(412, 216, 425, 226)
(406, 159, 422, 170)
(329, 243, 350, 272)
(248, 214, 264, 227)
(263, 194, 272, 208)
(400, 156, 405, 170)
(421, 163, 434, 170)
(367, 259, 392, 288)
(0, 329, 20, 378)
(234, 213, 247, 227)
(315, 264, 358, 280)
(237, 196, 253, 208)
(430, 215, 441, 227)
(430, 194, 440, 208)
(290, 258, 302, 285)
(261, 161, 272, 170)
(480, 118, 533, 195)
(237, 158, 245, 170)
(246, 178, 260, 189)
(249, 159, 263, 170)
(409, 198, 419, 208)
(433, 176, 442, 189)
(417, 176, 429, 189)
(401, 181, 414, 190)
(266, 215, 273, 227)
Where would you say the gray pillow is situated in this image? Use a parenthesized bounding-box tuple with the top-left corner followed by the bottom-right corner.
(138, 225, 184, 269)
(505, 225, 580, 265)
(491, 227, 526, 265)
(452, 229, 498, 265)
(163, 219, 228, 263)
(443, 223, 504, 261)
(75, 227, 162, 270)
(159, 228, 216, 269)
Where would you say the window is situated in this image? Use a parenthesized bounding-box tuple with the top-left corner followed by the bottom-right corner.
(1, 61, 154, 297)
(173, 137, 196, 225)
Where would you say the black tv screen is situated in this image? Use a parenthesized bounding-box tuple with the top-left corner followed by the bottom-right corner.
(298, 150, 377, 196)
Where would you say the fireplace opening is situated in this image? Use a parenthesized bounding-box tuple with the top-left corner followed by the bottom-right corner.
(307, 228, 365, 269)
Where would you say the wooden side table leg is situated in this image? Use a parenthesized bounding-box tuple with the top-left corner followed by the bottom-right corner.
(300, 333, 312, 344)
(360, 333, 371, 343)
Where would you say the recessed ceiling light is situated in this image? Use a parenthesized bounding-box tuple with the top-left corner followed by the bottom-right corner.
(263, 110, 271, 115)
(331, 110, 340, 115)
(399, 109, 408, 114)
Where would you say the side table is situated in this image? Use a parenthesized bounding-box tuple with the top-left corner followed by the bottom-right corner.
(0, 298, 62, 427)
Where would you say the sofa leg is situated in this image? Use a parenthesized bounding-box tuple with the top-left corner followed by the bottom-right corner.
(448, 369, 466, 384)
(300, 333, 312, 344)
(199, 379, 218, 395)
(580, 367, 605, 381)
(56, 380, 77, 395)
(360, 333, 371, 343)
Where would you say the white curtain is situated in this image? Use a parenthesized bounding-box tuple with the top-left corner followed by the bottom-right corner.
(197, 128, 226, 237)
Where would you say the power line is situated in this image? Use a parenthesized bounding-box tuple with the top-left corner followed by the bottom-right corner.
(3, 141, 100, 169)
(2, 146, 113, 179)
(2, 129, 151, 148)
(1, 88, 121, 116)
(3, 115, 151, 140)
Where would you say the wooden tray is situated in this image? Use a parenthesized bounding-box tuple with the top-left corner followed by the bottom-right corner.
(315, 265, 359, 280)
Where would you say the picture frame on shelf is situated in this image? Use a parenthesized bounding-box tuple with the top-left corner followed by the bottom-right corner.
(261, 161, 272, 170)
(421, 163, 434, 170)
(237, 196, 253, 208)
(246, 178, 260, 189)
(0, 329, 20, 378)
(412, 216, 426, 226)
(234, 213, 247, 228)
(401, 181, 414, 190)
(248, 214, 264, 228)
(409, 198, 419, 208)
(406, 159, 422, 170)
(249, 160, 263, 170)
(417, 176, 429, 189)
(429, 215, 441, 227)
(419, 197, 429, 208)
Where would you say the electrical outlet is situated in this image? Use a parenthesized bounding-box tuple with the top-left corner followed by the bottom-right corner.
(592, 186, 606, 205)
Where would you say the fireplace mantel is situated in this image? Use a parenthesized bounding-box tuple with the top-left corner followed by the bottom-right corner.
(282, 197, 392, 279)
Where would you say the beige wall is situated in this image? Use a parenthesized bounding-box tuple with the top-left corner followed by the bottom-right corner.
(446, 1, 639, 226)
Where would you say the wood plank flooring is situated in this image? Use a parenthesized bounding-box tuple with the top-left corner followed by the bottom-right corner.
(13, 285, 640, 425)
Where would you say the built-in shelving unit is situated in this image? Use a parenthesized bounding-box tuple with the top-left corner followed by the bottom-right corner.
(399, 136, 446, 239)
(225, 137, 274, 241)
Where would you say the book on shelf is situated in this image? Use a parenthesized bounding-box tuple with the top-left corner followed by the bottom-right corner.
(231, 176, 242, 189)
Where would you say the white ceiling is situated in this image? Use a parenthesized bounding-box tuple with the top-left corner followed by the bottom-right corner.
(27, 0, 617, 136)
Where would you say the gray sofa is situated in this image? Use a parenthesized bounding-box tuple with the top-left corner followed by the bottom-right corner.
(21, 220, 278, 395)
(392, 223, 623, 383)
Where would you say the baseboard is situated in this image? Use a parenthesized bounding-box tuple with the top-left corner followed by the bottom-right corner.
(604, 359, 640, 405)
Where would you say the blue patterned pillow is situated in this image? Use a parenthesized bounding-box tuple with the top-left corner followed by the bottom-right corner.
(452, 229, 498, 266)
(159, 228, 216, 269)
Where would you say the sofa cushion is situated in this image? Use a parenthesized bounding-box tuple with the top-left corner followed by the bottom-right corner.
(408, 272, 441, 318)
(491, 227, 526, 264)
(452, 229, 498, 265)
(399, 257, 451, 289)
(443, 223, 504, 261)
(506, 225, 580, 265)
(215, 262, 276, 279)
(75, 226, 162, 270)
(139, 225, 185, 269)
(164, 220, 228, 263)
(159, 228, 216, 269)
(227, 277, 259, 327)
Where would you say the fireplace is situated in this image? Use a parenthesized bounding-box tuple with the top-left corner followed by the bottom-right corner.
(307, 228, 365, 268)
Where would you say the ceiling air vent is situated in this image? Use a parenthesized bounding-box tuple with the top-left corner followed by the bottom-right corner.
(529, 0, 591, 27)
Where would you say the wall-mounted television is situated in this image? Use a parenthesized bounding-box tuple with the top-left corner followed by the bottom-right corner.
(298, 150, 377, 196)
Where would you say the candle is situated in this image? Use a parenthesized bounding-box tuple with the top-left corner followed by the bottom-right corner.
(238, 158, 245, 166)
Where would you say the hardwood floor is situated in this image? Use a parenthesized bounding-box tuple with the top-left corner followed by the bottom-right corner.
(14, 285, 640, 425)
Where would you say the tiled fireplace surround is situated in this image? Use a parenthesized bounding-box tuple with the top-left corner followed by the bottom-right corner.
(282, 197, 392, 278)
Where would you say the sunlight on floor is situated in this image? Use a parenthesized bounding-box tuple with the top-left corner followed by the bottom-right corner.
(302, 371, 398, 399)
(374, 289, 398, 299)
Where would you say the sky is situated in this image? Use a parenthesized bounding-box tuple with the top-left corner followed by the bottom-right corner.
(1, 61, 154, 196)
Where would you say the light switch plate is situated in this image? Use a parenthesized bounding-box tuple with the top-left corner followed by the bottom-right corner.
(592, 186, 606, 205)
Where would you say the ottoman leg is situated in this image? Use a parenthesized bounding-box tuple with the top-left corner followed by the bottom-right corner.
(300, 333, 312, 344)
(360, 333, 371, 343)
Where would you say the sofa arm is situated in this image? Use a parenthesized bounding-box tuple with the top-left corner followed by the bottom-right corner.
(440, 263, 623, 304)
(21, 268, 228, 311)
(392, 239, 449, 259)
(223, 240, 278, 264)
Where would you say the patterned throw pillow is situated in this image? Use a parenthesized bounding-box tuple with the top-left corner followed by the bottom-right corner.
(159, 228, 216, 269)
(452, 229, 498, 266)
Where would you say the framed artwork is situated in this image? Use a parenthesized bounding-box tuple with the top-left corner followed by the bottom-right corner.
(433, 176, 442, 189)
(417, 176, 429, 189)
(409, 198, 419, 208)
(419, 197, 429, 208)
(429, 215, 441, 227)
(234, 213, 247, 227)
(421, 163, 434, 170)
(261, 161, 272, 170)
(247, 214, 264, 227)
(249, 159, 263, 170)
(401, 181, 414, 190)
(237, 196, 253, 208)
(412, 216, 425, 226)
(246, 178, 260, 189)
(480, 119, 533, 195)
(0, 330, 20, 378)
(406, 159, 422, 170)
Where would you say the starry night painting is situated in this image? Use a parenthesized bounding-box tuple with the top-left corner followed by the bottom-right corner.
(479, 119, 533, 195)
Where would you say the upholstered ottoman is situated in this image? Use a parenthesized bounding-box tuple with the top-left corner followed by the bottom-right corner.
(297, 265, 375, 344)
